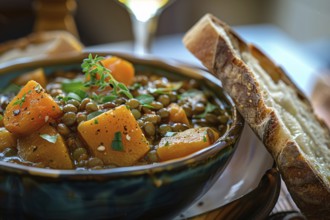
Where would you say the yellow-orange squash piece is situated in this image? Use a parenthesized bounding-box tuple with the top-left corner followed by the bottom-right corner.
(168, 103, 190, 126)
(157, 127, 220, 161)
(17, 124, 73, 169)
(3, 80, 62, 136)
(13, 68, 47, 88)
(78, 105, 150, 167)
(101, 56, 135, 86)
(0, 127, 17, 152)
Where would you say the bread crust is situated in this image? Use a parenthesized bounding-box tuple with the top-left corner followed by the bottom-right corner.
(183, 13, 330, 219)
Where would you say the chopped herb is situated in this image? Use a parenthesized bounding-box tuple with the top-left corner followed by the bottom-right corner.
(164, 132, 177, 137)
(0, 114, 3, 121)
(203, 135, 207, 142)
(165, 141, 170, 146)
(111, 131, 124, 151)
(40, 134, 58, 144)
(195, 102, 217, 119)
(136, 94, 154, 105)
(94, 119, 99, 124)
(13, 91, 31, 107)
(87, 111, 104, 120)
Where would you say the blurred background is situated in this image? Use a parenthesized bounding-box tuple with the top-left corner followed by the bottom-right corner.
(0, 0, 329, 67)
(0, 1, 329, 43)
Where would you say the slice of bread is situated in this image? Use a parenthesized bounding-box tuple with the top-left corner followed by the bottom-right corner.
(183, 14, 330, 219)
(0, 31, 84, 62)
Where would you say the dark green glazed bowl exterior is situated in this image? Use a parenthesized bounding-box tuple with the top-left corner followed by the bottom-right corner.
(0, 52, 244, 219)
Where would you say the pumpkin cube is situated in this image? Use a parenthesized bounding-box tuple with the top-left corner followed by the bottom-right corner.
(18, 124, 73, 169)
(157, 127, 220, 161)
(78, 105, 150, 167)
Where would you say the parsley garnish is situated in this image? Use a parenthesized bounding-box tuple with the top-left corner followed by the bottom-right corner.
(195, 102, 217, 119)
(203, 135, 207, 143)
(13, 90, 31, 107)
(67, 92, 83, 101)
(111, 131, 124, 151)
(136, 94, 154, 104)
(62, 79, 85, 93)
(135, 94, 155, 108)
(94, 119, 99, 124)
(81, 54, 133, 99)
(40, 134, 58, 144)
(87, 111, 104, 120)
(165, 141, 170, 146)
(179, 89, 203, 100)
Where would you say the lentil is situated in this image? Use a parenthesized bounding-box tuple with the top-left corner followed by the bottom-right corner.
(62, 112, 76, 126)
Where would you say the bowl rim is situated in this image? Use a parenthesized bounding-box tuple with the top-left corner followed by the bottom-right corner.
(0, 51, 244, 178)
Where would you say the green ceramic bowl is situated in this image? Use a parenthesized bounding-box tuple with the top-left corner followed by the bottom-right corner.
(0, 52, 244, 219)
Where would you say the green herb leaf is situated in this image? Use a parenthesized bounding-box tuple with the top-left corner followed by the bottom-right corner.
(118, 83, 129, 91)
(136, 94, 154, 105)
(0, 114, 3, 121)
(62, 79, 85, 93)
(101, 94, 117, 103)
(195, 102, 217, 119)
(67, 92, 82, 101)
(87, 111, 104, 120)
(203, 135, 207, 142)
(13, 91, 29, 107)
(40, 134, 58, 144)
(165, 141, 170, 146)
(179, 89, 203, 100)
(111, 131, 124, 151)
(129, 83, 141, 90)
(94, 119, 99, 124)
(141, 104, 155, 109)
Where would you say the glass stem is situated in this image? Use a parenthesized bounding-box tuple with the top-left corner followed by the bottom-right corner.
(130, 14, 159, 55)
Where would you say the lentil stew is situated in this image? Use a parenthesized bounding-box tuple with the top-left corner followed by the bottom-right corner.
(0, 54, 233, 170)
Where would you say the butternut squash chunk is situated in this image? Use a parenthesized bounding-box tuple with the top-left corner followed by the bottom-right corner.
(13, 68, 47, 88)
(157, 127, 220, 161)
(0, 127, 17, 152)
(78, 105, 150, 167)
(101, 56, 135, 86)
(3, 80, 62, 136)
(17, 124, 73, 169)
(168, 103, 190, 126)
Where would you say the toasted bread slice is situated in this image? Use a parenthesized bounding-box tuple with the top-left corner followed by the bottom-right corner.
(183, 14, 330, 219)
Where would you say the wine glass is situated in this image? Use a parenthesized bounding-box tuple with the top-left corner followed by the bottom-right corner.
(115, 0, 177, 55)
